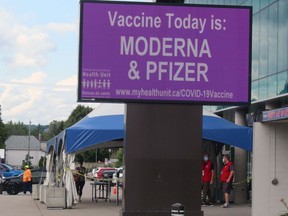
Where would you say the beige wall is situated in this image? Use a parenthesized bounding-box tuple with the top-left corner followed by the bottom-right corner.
(252, 122, 288, 216)
(6, 149, 46, 167)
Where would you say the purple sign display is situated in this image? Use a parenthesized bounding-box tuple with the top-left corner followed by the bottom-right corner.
(78, 1, 252, 105)
(262, 107, 288, 122)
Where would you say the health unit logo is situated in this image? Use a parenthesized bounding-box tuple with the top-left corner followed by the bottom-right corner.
(82, 69, 111, 97)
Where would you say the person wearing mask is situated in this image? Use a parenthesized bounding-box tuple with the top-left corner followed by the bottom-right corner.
(23, 165, 32, 194)
(220, 154, 234, 208)
(201, 153, 214, 206)
(74, 161, 86, 202)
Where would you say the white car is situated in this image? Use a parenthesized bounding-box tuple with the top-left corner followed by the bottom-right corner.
(112, 167, 124, 186)
(86, 168, 98, 180)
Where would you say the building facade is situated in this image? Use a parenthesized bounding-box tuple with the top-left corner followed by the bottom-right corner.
(185, 0, 288, 215)
(5, 135, 46, 168)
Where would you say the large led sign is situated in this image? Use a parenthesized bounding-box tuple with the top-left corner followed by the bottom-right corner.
(78, 1, 252, 105)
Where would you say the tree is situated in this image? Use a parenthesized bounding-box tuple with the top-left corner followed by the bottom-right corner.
(22, 154, 33, 169)
(0, 105, 7, 148)
(115, 148, 123, 168)
(5, 121, 28, 137)
(44, 120, 64, 140)
(31, 124, 40, 138)
(27, 124, 49, 141)
(64, 105, 93, 128)
(38, 156, 46, 168)
(97, 149, 109, 162)
(65, 105, 99, 162)
(75, 148, 110, 163)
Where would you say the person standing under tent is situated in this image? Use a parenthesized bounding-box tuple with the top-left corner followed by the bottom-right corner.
(74, 161, 86, 202)
(220, 154, 235, 208)
(201, 153, 214, 206)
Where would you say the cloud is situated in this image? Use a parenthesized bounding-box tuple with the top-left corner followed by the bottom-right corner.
(56, 75, 77, 86)
(52, 75, 77, 92)
(0, 9, 56, 69)
(12, 71, 47, 84)
(0, 6, 96, 125)
(0, 73, 97, 125)
(0, 81, 72, 124)
(47, 22, 77, 32)
(0, 84, 43, 122)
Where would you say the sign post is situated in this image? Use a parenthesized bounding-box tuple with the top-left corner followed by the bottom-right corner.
(123, 103, 203, 216)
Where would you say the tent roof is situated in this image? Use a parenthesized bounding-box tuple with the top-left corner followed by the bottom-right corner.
(46, 130, 65, 154)
(63, 104, 252, 153)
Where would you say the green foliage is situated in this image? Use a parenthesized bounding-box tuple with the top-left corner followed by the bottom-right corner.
(115, 148, 124, 168)
(81, 150, 97, 162)
(75, 154, 84, 163)
(0, 108, 7, 148)
(97, 149, 109, 162)
(42, 105, 92, 141)
(38, 156, 46, 168)
(44, 120, 64, 140)
(75, 148, 110, 163)
(64, 105, 93, 128)
(21, 154, 33, 170)
(30, 124, 48, 141)
(3, 105, 93, 143)
(5, 121, 28, 137)
(3, 105, 96, 162)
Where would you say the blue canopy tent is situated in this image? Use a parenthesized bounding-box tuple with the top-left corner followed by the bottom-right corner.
(46, 130, 65, 155)
(65, 104, 125, 153)
(64, 104, 252, 154)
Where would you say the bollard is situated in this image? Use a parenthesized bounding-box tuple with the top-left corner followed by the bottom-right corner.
(0, 183, 3, 195)
(171, 203, 184, 216)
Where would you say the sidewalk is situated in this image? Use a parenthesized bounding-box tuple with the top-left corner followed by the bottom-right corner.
(0, 182, 251, 216)
(202, 204, 251, 216)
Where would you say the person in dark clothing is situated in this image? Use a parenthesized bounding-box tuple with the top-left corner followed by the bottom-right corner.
(74, 161, 86, 202)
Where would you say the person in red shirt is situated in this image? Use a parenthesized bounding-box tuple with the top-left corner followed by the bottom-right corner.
(201, 153, 214, 206)
(220, 154, 234, 208)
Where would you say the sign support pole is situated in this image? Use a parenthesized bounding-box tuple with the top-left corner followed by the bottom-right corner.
(121, 103, 203, 216)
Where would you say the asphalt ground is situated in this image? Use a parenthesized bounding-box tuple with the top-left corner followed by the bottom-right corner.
(0, 181, 251, 216)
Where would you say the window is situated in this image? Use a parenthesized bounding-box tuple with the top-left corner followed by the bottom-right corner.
(259, 78, 268, 100)
(278, 0, 288, 72)
(268, 3, 277, 75)
(277, 71, 288, 95)
(252, 14, 259, 80)
(268, 75, 277, 98)
(259, 8, 269, 78)
(260, 0, 269, 10)
(252, 81, 259, 101)
(252, 0, 260, 13)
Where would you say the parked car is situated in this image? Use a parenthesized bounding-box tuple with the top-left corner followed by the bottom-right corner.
(2, 168, 47, 195)
(94, 167, 116, 179)
(86, 168, 93, 180)
(1, 164, 23, 178)
(112, 167, 124, 187)
(102, 170, 116, 179)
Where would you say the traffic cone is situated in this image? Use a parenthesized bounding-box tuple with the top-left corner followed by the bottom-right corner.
(113, 186, 117, 195)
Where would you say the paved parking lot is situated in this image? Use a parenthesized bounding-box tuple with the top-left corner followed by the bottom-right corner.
(0, 182, 251, 216)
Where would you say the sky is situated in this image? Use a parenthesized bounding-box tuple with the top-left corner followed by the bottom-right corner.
(0, 0, 153, 126)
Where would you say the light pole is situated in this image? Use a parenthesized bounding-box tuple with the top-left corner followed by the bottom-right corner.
(109, 149, 112, 163)
(28, 121, 31, 165)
